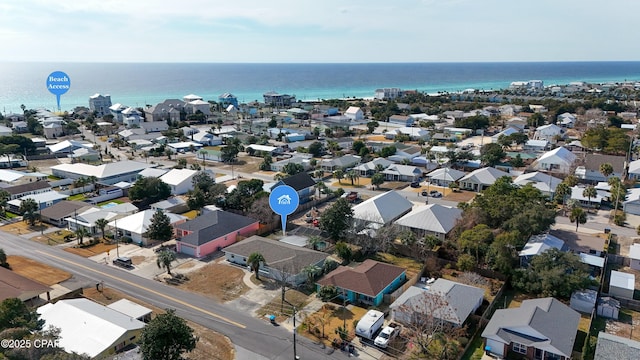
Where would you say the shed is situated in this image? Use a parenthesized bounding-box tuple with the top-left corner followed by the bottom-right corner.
(609, 270, 635, 299)
(597, 297, 620, 320)
(630, 243, 640, 271)
(570, 289, 597, 314)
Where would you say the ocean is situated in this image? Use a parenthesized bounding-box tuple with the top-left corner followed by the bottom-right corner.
(1, 62, 640, 114)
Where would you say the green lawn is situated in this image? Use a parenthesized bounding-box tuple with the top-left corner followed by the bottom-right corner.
(461, 334, 485, 360)
(67, 194, 87, 201)
(4, 212, 18, 219)
(97, 199, 124, 206)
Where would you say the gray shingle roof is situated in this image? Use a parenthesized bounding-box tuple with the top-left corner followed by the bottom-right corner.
(594, 331, 640, 359)
(481, 297, 580, 358)
(176, 210, 258, 246)
(223, 235, 327, 273)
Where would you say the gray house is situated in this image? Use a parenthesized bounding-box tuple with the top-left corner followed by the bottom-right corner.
(482, 297, 580, 360)
(224, 235, 327, 286)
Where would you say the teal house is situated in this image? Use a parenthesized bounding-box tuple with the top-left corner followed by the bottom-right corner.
(316, 259, 406, 306)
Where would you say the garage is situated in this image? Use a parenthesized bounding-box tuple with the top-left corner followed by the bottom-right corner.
(484, 339, 505, 358)
(177, 242, 196, 257)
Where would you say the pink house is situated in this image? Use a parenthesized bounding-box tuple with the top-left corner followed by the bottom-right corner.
(174, 210, 259, 258)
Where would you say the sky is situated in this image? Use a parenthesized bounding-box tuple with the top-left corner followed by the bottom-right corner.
(2, 0, 640, 63)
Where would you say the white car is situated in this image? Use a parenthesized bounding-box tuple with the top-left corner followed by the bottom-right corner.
(374, 325, 400, 349)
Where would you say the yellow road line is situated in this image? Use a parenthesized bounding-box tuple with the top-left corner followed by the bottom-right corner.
(37, 250, 245, 329)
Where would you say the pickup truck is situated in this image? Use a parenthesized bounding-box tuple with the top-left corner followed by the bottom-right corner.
(374, 323, 401, 349)
(341, 191, 359, 203)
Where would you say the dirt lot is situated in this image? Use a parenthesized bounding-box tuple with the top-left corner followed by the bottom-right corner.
(7, 255, 71, 286)
(83, 287, 234, 360)
(31, 229, 74, 245)
(64, 242, 117, 257)
(177, 262, 249, 302)
(0, 221, 47, 235)
(256, 289, 310, 322)
(300, 304, 368, 345)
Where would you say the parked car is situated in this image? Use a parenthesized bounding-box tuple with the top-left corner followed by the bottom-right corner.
(374, 323, 401, 349)
(410, 181, 421, 188)
(429, 190, 443, 198)
(112, 257, 133, 269)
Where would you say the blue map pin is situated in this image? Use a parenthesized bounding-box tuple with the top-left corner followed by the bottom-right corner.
(46, 71, 71, 111)
(269, 185, 300, 235)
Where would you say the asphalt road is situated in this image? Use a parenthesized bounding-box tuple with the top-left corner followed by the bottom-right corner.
(0, 232, 355, 360)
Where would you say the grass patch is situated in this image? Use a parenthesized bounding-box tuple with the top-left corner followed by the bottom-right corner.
(4, 212, 18, 219)
(181, 210, 199, 219)
(374, 252, 423, 279)
(256, 289, 310, 322)
(461, 333, 485, 360)
(67, 193, 87, 201)
(48, 175, 62, 180)
(97, 199, 124, 206)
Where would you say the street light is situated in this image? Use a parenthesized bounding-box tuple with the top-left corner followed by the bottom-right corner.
(282, 296, 300, 360)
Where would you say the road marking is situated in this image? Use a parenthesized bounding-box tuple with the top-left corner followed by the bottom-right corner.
(37, 251, 246, 329)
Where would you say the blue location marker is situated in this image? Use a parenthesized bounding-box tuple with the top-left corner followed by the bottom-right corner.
(269, 185, 300, 235)
(46, 71, 71, 111)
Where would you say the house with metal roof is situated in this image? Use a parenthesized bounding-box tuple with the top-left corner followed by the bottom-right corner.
(51, 161, 153, 185)
(531, 147, 577, 174)
(37, 298, 146, 359)
(482, 297, 580, 360)
(225, 235, 327, 286)
(519, 233, 567, 266)
(106, 209, 187, 245)
(159, 168, 198, 195)
(175, 210, 259, 258)
(320, 154, 361, 172)
(7, 191, 69, 212)
(316, 259, 406, 306)
(353, 158, 393, 177)
(425, 167, 465, 187)
(352, 190, 413, 227)
(514, 171, 562, 197)
(395, 204, 462, 241)
(459, 167, 510, 192)
(390, 279, 484, 327)
(382, 164, 423, 182)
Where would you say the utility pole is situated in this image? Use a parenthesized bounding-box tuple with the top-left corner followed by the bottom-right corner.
(282, 296, 299, 360)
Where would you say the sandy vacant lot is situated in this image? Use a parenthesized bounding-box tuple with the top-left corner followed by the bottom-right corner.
(64, 242, 117, 257)
(177, 262, 249, 302)
(6, 255, 71, 286)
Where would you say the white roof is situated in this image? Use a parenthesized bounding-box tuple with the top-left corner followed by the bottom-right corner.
(353, 158, 393, 172)
(188, 99, 209, 105)
(629, 159, 640, 175)
(37, 298, 145, 358)
(352, 191, 412, 225)
(8, 191, 68, 207)
(51, 161, 152, 179)
(630, 244, 640, 260)
(247, 144, 278, 152)
(514, 172, 562, 193)
(159, 168, 197, 186)
(570, 186, 605, 203)
(537, 146, 577, 164)
(519, 233, 565, 257)
(426, 167, 465, 182)
(107, 209, 187, 235)
(610, 270, 635, 291)
(167, 141, 203, 150)
(345, 106, 362, 114)
(382, 164, 422, 177)
(579, 253, 605, 268)
(526, 139, 549, 147)
(106, 299, 152, 320)
(102, 202, 138, 214)
(67, 207, 119, 226)
(139, 167, 169, 178)
(395, 204, 462, 234)
(47, 140, 93, 154)
(459, 167, 510, 185)
(0, 169, 26, 182)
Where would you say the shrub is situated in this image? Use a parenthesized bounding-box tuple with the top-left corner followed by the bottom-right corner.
(614, 213, 626, 226)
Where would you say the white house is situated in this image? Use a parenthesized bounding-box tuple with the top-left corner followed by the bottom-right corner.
(557, 112, 577, 128)
(570, 185, 606, 207)
(532, 147, 577, 174)
(523, 139, 550, 152)
(382, 165, 423, 182)
(395, 204, 462, 240)
(344, 106, 364, 121)
(51, 161, 153, 185)
(534, 124, 564, 143)
(159, 169, 198, 195)
(37, 298, 146, 359)
(513, 171, 562, 197)
(425, 168, 465, 187)
(107, 209, 188, 245)
(66, 207, 120, 235)
(352, 191, 413, 227)
(628, 159, 640, 181)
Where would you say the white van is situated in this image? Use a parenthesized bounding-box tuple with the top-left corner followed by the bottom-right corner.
(355, 310, 385, 340)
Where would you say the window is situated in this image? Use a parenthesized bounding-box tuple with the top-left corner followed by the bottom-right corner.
(512, 342, 527, 354)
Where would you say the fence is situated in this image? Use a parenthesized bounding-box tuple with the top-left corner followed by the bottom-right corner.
(606, 253, 629, 266)
(383, 263, 425, 304)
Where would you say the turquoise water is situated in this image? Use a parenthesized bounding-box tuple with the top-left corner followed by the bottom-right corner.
(1, 62, 640, 113)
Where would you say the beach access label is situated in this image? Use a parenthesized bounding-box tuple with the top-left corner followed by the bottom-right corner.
(269, 185, 299, 235)
(46, 71, 70, 110)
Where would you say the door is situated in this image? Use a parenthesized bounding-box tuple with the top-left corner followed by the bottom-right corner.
(485, 339, 504, 357)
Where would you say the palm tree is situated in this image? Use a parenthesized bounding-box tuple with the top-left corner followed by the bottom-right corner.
(609, 176, 624, 223)
(346, 170, 359, 186)
(199, 149, 207, 167)
(600, 162, 614, 179)
(554, 182, 571, 215)
(95, 218, 108, 240)
(248, 252, 265, 280)
(19, 198, 39, 226)
(0, 189, 9, 216)
(582, 186, 597, 213)
(75, 227, 89, 245)
(156, 249, 177, 275)
(570, 207, 587, 231)
(302, 264, 320, 286)
(308, 236, 322, 251)
(333, 170, 344, 184)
